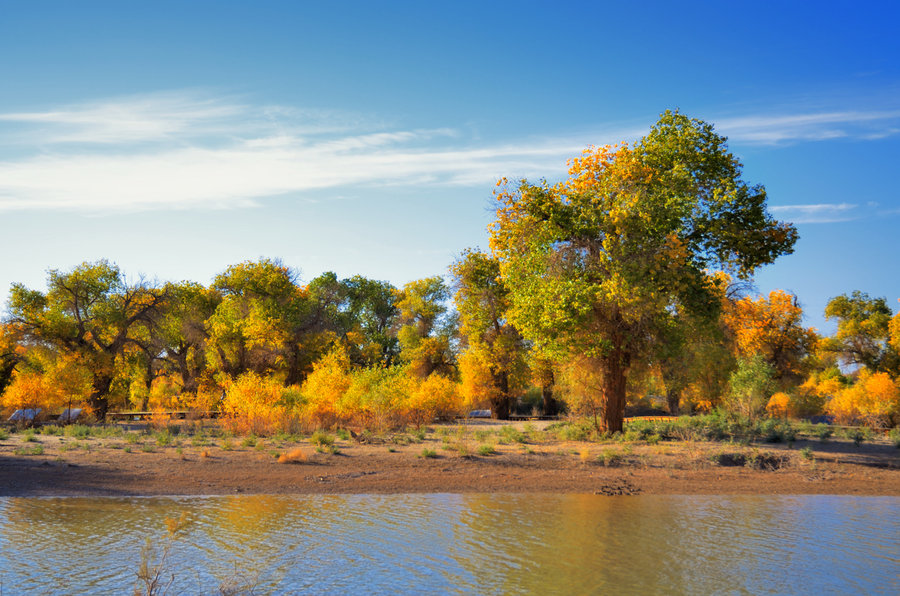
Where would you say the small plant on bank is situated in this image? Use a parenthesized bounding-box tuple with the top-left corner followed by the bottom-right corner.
(412, 427, 427, 442)
(277, 448, 308, 464)
(241, 434, 257, 448)
(597, 449, 622, 467)
(799, 446, 814, 461)
(15, 445, 44, 456)
(419, 447, 437, 458)
(889, 428, 900, 449)
(477, 444, 496, 456)
(22, 429, 37, 442)
(0, 428, 8, 440)
(335, 428, 351, 441)
(64, 424, 91, 439)
(310, 430, 334, 447)
(499, 426, 526, 444)
(221, 438, 234, 451)
(844, 427, 869, 447)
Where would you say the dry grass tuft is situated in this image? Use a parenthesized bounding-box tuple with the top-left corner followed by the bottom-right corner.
(278, 448, 308, 464)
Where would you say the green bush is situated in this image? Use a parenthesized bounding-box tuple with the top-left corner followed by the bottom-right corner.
(477, 444, 496, 456)
(310, 430, 334, 447)
(889, 428, 900, 449)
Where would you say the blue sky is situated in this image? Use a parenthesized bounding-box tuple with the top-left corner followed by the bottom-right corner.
(1, 1, 898, 332)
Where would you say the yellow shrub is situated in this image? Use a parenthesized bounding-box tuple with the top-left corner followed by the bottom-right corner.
(766, 392, 791, 418)
(408, 373, 461, 426)
(826, 370, 900, 427)
(221, 372, 300, 435)
(300, 347, 351, 429)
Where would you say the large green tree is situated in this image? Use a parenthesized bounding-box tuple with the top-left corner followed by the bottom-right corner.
(7, 260, 166, 419)
(490, 111, 797, 432)
(451, 249, 527, 419)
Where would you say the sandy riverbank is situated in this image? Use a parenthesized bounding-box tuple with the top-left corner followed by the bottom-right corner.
(1, 420, 898, 497)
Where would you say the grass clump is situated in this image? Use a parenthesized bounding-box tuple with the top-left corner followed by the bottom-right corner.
(419, 447, 438, 459)
(64, 424, 91, 439)
(310, 430, 334, 447)
(477, 444, 496, 456)
(22, 429, 38, 443)
(15, 445, 44, 456)
(277, 448, 308, 464)
(889, 428, 900, 449)
(0, 428, 8, 440)
(499, 426, 526, 444)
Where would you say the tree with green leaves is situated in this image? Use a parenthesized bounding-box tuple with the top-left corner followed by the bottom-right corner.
(823, 291, 899, 375)
(490, 110, 797, 432)
(7, 260, 167, 419)
(451, 249, 527, 419)
(342, 275, 401, 367)
(396, 277, 456, 378)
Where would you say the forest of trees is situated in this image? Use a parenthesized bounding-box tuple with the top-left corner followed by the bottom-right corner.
(2, 112, 899, 433)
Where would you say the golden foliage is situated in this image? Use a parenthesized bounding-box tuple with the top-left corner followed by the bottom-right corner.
(766, 392, 791, 418)
(826, 370, 900, 427)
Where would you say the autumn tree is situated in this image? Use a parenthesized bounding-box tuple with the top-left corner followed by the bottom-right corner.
(7, 260, 167, 419)
(722, 289, 818, 385)
(451, 249, 527, 419)
(823, 291, 899, 375)
(396, 277, 456, 378)
(490, 110, 797, 432)
(149, 281, 221, 394)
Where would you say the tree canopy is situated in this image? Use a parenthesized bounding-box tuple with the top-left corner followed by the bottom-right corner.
(489, 110, 798, 431)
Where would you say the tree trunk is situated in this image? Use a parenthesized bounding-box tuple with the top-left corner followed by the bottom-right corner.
(666, 389, 680, 415)
(598, 350, 629, 433)
(541, 369, 558, 416)
(90, 374, 113, 421)
(490, 370, 511, 420)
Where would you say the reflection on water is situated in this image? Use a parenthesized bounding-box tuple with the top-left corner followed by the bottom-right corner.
(0, 494, 897, 594)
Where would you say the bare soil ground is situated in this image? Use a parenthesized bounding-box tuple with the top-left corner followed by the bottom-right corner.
(1, 420, 898, 497)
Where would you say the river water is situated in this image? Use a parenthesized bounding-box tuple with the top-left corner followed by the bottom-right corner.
(0, 494, 897, 594)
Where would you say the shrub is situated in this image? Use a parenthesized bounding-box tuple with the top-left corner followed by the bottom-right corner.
(277, 448, 308, 464)
(419, 447, 437, 459)
(310, 430, 334, 447)
(222, 372, 302, 436)
(477, 444, 496, 456)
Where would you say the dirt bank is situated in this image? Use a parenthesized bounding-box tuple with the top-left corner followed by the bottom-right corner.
(1, 421, 898, 497)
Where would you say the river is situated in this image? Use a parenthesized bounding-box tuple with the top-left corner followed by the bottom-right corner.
(0, 494, 897, 594)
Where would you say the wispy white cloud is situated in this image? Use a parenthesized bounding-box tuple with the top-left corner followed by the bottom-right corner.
(716, 110, 900, 145)
(769, 202, 861, 224)
(1, 91, 898, 212)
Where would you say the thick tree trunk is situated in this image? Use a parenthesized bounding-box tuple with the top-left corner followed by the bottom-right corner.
(490, 370, 511, 420)
(597, 349, 629, 433)
(90, 374, 113, 421)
